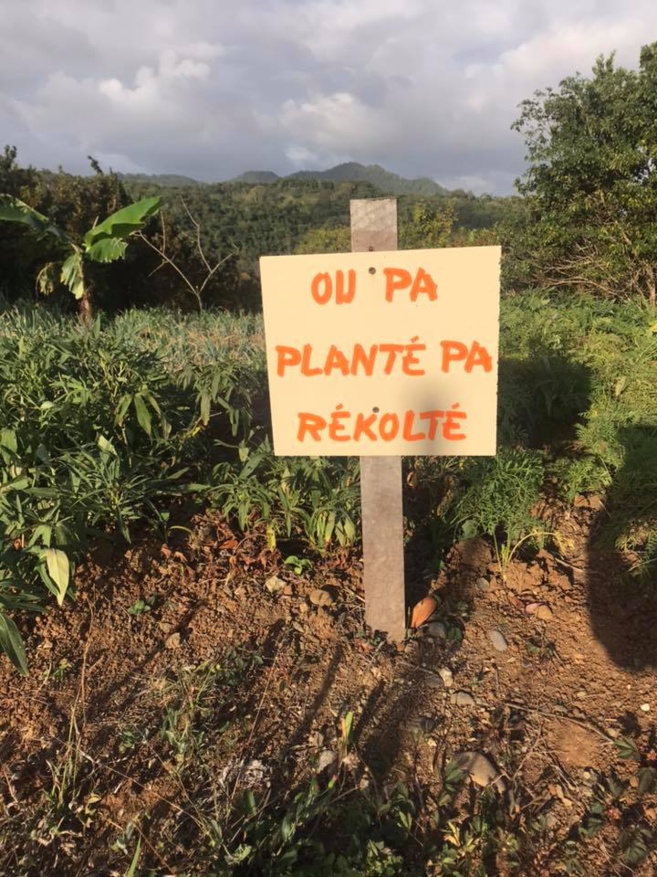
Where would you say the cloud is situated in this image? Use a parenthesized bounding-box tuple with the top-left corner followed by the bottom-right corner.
(0, 0, 656, 193)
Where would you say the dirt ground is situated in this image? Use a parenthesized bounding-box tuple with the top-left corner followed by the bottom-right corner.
(1, 494, 657, 876)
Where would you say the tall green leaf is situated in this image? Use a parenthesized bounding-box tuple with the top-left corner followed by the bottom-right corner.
(84, 196, 161, 246)
(0, 195, 69, 242)
(86, 238, 128, 264)
(45, 548, 70, 607)
(133, 393, 152, 436)
(0, 429, 17, 454)
(0, 613, 28, 676)
(60, 251, 85, 300)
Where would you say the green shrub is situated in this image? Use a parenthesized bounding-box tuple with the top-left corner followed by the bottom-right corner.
(0, 306, 256, 671)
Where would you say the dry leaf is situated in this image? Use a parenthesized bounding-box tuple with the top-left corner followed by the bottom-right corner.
(410, 596, 437, 629)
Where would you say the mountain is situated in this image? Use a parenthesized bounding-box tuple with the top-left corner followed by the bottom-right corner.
(286, 162, 448, 196)
(117, 172, 202, 187)
(231, 170, 281, 184)
(119, 163, 449, 195)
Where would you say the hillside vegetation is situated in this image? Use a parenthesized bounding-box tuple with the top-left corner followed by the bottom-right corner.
(1, 149, 510, 314)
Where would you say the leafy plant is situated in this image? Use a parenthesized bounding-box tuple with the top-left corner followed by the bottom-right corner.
(0, 194, 160, 320)
(452, 447, 546, 572)
(0, 305, 256, 672)
(210, 441, 360, 550)
(511, 41, 657, 304)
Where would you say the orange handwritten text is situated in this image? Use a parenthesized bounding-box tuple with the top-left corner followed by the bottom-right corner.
(297, 404, 467, 443)
(275, 339, 427, 377)
(311, 270, 356, 304)
(383, 267, 438, 303)
(440, 340, 492, 373)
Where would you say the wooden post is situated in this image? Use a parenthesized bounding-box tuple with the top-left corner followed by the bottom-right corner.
(350, 198, 406, 641)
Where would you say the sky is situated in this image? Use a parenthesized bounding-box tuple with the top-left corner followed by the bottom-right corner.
(0, 0, 655, 195)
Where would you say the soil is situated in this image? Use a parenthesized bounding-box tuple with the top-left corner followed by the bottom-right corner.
(1, 495, 657, 876)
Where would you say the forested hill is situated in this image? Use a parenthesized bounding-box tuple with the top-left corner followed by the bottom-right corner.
(121, 173, 510, 289)
(232, 162, 449, 197)
(1, 145, 512, 314)
(117, 172, 203, 188)
(121, 161, 450, 197)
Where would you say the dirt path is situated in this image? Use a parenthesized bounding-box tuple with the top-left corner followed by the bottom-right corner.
(1, 498, 656, 875)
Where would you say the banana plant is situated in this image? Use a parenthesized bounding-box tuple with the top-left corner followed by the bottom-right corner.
(0, 194, 160, 321)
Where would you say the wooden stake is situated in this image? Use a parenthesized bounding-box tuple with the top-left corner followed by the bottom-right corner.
(350, 198, 406, 641)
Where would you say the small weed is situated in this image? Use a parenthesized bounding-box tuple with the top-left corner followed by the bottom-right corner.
(126, 596, 155, 616)
(284, 555, 314, 575)
(525, 634, 557, 662)
(46, 657, 72, 683)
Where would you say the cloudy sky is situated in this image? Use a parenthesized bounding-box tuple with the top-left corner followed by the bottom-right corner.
(0, 0, 655, 194)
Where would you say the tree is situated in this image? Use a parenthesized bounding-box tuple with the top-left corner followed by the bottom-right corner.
(399, 200, 455, 249)
(0, 195, 160, 321)
(295, 226, 350, 254)
(136, 199, 237, 312)
(511, 43, 657, 303)
(0, 146, 41, 295)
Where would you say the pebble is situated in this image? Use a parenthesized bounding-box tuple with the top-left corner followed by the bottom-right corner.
(640, 703, 651, 712)
(488, 629, 508, 652)
(265, 575, 287, 594)
(426, 621, 447, 640)
(408, 715, 434, 735)
(453, 751, 506, 792)
(317, 750, 337, 772)
(438, 667, 454, 688)
(310, 588, 334, 607)
(220, 758, 271, 790)
(581, 769, 598, 787)
(535, 604, 553, 621)
(164, 632, 181, 649)
(450, 691, 476, 707)
(476, 577, 491, 593)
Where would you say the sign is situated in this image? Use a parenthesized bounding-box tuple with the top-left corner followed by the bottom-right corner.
(260, 246, 501, 457)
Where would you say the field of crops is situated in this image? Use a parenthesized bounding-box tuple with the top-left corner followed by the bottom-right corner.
(2, 292, 657, 875)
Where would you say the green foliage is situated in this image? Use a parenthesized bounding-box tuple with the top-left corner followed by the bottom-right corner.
(0, 305, 256, 672)
(124, 175, 511, 297)
(210, 441, 360, 551)
(1, 148, 512, 312)
(295, 226, 351, 254)
(497, 290, 657, 571)
(0, 193, 160, 316)
(511, 42, 657, 302)
(0, 153, 134, 305)
(452, 448, 546, 569)
(399, 200, 455, 249)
